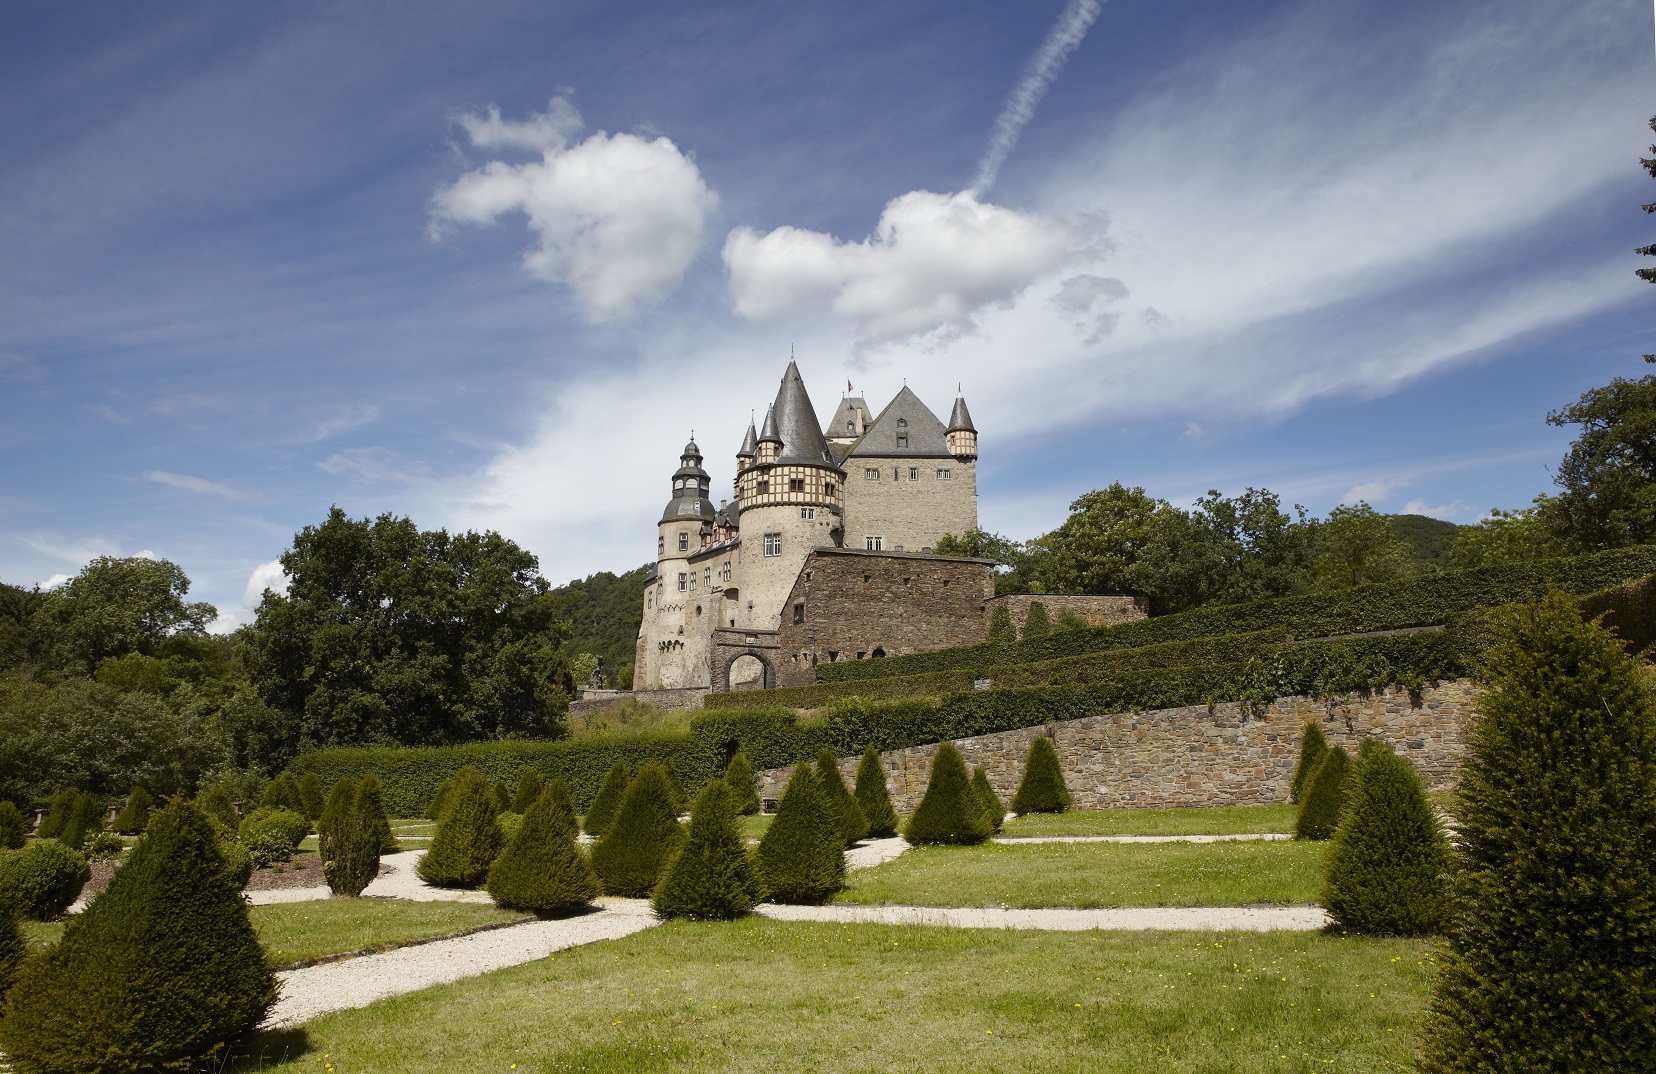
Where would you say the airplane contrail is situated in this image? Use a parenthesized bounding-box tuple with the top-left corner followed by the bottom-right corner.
(970, 0, 1105, 195)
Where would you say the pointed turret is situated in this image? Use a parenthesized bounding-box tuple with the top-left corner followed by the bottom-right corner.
(770, 360, 836, 467)
(660, 435, 715, 527)
(946, 390, 978, 461)
(738, 420, 757, 460)
(756, 406, 781, 464)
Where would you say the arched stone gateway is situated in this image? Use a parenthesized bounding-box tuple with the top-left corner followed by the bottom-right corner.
(709, 627, 781, 692)
(726, 652, 775, 691)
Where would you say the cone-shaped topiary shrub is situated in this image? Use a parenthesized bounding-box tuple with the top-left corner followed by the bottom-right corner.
(653, 780, 760, 920)
(583, 762, 630, 837)
(543, 777, 579, 842)
(112, 786, 153, 836)
(323, 780, 383, 898)
(197, 786, 239, 833)
(486, 788, 599, 913)
(815, 749, 869, 846)
(260, 773, 304, 814)
(217, 838, 253, 890)
(0, 800, 28, 850)
(904, 743, 994, 846)
(36, 790, 75, 840)
(1320, 738, 1451, 935)
(972, 767, 1006, 832)
(0, 799, 276, 1073)
(724, 752, 761, 816)
(1294, 745, 1351, 840)
(662, 764, 689, 815)
(417, 766, 505, 889)
(59, 791, 104, 851)
(297, 772, 325, 821)
(356, 773, 396, 854)
(511, 770, 544, 814)
(590, 765, 685, 897)
(987, 604, 1016, 644)
(1009, 736, 1071, 814)
(317, 778, 354, 863)
(1022, 601, 1050, 639)
(1290, 721, 1330, 804)
(754, 762, 845, 904)
(853, 747, 899, 838)
(426, 775, 456, 820)
(1418, 592, 1656, 1071)
(0, 904, 25, 1006)
(0, 840, 90, 919)
(491, 780, 513, 815)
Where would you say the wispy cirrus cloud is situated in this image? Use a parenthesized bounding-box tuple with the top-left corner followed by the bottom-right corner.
(142, 470, 238, 498)
(317, 446, 430, 484)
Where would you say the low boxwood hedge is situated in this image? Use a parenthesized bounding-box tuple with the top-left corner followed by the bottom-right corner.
(812, 545, 1656, 684)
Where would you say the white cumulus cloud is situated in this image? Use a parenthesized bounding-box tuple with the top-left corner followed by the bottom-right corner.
(241, 559, 289, 614)
(432, 96, 718, 322)
(724, 190, 1078, 341)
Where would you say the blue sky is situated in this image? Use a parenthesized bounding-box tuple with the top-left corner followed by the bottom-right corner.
(1, 0, 1652, 629)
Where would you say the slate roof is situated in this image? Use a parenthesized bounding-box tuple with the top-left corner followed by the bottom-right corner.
(847, 386, 951, 458)
(758, 405, 780, 444)
(661, 440, 715, 525)
(769, 360, 840, 468)
(737, 421, 757, 458)
(947, 395, 975, 433)
(823, 395, 870, 440)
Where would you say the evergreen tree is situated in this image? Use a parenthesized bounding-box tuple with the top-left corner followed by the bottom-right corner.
(491, 780, 513, 815)
(317, 777, 355, 863)
(1294, 745, 1350, 840)
(853, 746, 899, 838)
(259, 773, 304, 814)
(297, 772, 325, 821)
(815, 748, 869, 845)
(589, 764, 684, 897)
(972, 766, 1006, 832)
(755, 762, 845, 904)
(511, 769, 544, 814)
(724, 752, 761, 816)
(653, 780, 761, 920)
(904, 743, 994, 845)
(36, 789, 75, 840)
(426, 775, 456, 820)
(59, 791, 104, 852)
(356, 772, 396, 854)
(1321, 738, 1451, 935)
(0, 840, 89, 919)
(1290, 721, 1329, 804)
(583, 761, 630, 837)
(1021, 601, 1050, 639)
(197, 786, 239, 833)
(1009, 736, 1071, 814)
(987, 605, 1017, 644)
(543, 777, 579, 841)
(416, 766, 505, 889)
(323, 780, 382, 897)
(1419, 593, 1656, 1070)
(486, 788, 599, 913)
(0, 800, 27, 849)
(0, 904, 25, 1006)
(0, 800, 276, 1072)
(112, 786, 153, 835)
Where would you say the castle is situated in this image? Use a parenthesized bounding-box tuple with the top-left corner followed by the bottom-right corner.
(633, 361, 1002, 691)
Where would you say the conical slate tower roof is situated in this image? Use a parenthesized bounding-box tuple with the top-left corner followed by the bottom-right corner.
(947, 394, 975, 433)
(758, 405, 781, 445)
(738, 421, 758, 458)
(770, 361, 839, 468)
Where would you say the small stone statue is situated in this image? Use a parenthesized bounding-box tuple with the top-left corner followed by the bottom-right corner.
(588, 656, 606, 689)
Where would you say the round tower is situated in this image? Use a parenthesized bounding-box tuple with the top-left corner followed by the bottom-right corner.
(946, 391, 977, 461)
(639, 436, 716, 689)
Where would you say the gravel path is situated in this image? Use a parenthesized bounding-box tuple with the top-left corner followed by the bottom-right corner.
(264, 899, 659, 1029)
(845, 836, 909, 870)
(360, 850, 495, 903)
(755, 902, 1330, 932)
(991, 833, 1293, 845)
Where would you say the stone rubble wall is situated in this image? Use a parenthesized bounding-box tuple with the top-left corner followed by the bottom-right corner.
(754, 679, 1476, 812)
(568, 687, 709, 721)
(984, 593, 1149, 632)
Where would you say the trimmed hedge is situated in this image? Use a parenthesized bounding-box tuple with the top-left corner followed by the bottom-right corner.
(486, 789, 598, 913)
(590, 764, 685, 898)
(904, 743, 992, 846)
(0, 801, 27, 850)
(972, 767, 1005, 831)
(813, 545, 1656, 684)
(1296, 746, 1351, 841)
(1290, 722, 1329, 805)
(0, 841, 90, 920)
(652, 780, 760, 920)
(417, 767, 505, 889)
(754, 763, 844, 904)
(815, 749, 868, 846)
(853, 747, 899, 839)
(724, 753, 761, 816)
(1009, 736, 1070, 815)
(0, 905, 25, 1006)
(582, 762, 631, 838)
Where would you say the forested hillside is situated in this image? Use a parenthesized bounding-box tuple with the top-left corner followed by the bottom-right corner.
(545, 564, 651, 689)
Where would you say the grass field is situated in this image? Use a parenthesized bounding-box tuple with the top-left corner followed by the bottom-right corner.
(838, 840, 1324, 908)
(1001, 804, 1298, 837)
(17, 900, 527, 965)
(234, 918, 1433, 1073)
(740, 814, 774, 841)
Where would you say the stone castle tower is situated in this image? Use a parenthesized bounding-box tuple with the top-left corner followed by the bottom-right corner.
(635, 361, 981, 691)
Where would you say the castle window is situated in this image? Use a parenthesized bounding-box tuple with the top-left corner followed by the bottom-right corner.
(800, 507, 816, 520)
(908, 467, 919, 481)
(936, 468, 952, 480)
(828, 651, 839, 662)
(757, 479, 770, 495)
(896, 435, 908, 449)
(679, 533, 689, 551)
(704, 568, 711, 588)
(847, 420, 855, 432)
(792, 602, 805, 625)
(763, 533, 782, 557)
(677, 572, 687, 591)
(647, 593, 653, 608)
(658, 536, 665, 554)
(864, 468, 879, 480)
(722, 561, 732, 581)
(789, 478, 804, 492)
(826, 482, 836, 497)
(689, 573, 696, 589)
(866, 536, 883, 551)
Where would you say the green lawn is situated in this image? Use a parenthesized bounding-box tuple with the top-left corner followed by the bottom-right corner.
(1001, 804, 1297, 837)
(18, 900, 527, 966)
(838, 839, 1325, 908)
(740, 813, 774, 841)
(233, 918, 1433, 1073)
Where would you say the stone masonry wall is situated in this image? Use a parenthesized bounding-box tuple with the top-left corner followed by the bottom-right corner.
(772, 548, 997, 687)
(754, 680, 1476, 811)
(840, 458, 977, 555)
(985, 593, 1149, 632)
